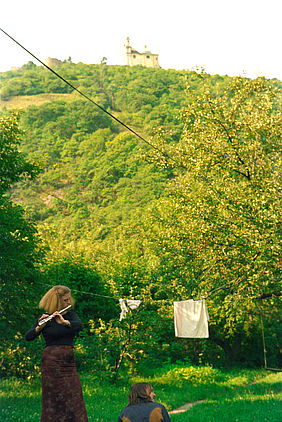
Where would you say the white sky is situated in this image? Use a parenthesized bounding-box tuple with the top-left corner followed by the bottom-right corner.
(0, 0, 281, 80)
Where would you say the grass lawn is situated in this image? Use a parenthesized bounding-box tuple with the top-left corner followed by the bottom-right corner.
(0, 367, 281, 421)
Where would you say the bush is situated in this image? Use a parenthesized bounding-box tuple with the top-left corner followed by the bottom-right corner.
(0, 333, 42, 380)
(75, 318, 121, 374)
(151, 364, 225, 386)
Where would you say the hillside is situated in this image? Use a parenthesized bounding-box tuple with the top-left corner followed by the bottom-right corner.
(1, 63, 281, 370)
(0, 63, 229, 248)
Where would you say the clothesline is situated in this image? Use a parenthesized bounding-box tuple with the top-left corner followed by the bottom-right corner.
(38, 282, 210, 338)
(41, 281, 230, 303)
(37, 284, 281, 368)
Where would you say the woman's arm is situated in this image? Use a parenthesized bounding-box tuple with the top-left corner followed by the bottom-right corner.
(68, 312, 83, 332)
(25, 314, 49, 340)
(54, 311, 83, 333)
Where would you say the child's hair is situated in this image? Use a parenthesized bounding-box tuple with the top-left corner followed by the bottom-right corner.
(39, 285, 74, 313)
(128, 383, 153, 405)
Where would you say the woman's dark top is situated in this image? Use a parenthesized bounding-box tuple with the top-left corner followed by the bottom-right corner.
(118, 401, 171, 422)
(25, 311, 83, 347)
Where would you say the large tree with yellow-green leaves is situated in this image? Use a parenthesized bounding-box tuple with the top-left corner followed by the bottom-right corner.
(143, 74, 281, 364)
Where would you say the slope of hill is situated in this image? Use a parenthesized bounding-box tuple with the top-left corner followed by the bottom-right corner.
(1, 62, 230, 249)
(0, 93, 75, 110)
(1, 63, 281, 371)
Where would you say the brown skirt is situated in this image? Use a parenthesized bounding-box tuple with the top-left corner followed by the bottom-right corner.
(41, 345, 88, 422)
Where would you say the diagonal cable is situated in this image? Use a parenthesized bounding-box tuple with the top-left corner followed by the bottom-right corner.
(0, 27, 162, 153)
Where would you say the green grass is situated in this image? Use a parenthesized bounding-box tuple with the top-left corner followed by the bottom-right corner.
(0, 367, 281, 421)
(167, 372, 282, 422)
(0, 93, 76, 110)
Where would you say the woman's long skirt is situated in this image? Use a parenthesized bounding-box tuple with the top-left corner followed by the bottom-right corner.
(41, 345, 88, 422)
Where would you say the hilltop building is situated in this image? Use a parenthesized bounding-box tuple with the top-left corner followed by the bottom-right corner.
(124, 37, 159, 68)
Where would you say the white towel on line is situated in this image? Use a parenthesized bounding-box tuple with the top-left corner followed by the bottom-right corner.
(174, 299, 209, 338)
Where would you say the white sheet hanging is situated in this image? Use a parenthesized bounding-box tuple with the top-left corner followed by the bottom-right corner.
(174, 299, 209, 338)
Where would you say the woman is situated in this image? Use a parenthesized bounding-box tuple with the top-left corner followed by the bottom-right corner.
(25, 285, 88, 422)
(118, 382, 171, 422)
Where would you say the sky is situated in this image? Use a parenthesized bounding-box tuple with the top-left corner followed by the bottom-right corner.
(0, 0, 281, 80)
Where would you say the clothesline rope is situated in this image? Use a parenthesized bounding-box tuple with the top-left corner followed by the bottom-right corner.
(42, 282, 120, 301)
(40, 281, 228, 303)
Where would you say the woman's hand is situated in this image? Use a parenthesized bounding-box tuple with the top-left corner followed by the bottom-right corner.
(53, 311, 71, 327)
(36, 314, 49, 332)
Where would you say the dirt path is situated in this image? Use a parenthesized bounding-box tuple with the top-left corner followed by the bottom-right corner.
(169, 399, 206, 415)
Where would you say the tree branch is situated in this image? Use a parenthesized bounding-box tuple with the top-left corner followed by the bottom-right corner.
(259, 292, 281, 300)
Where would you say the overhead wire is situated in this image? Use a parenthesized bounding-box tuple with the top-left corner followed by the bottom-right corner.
(1, 27, 200, 303)
(3, 30, 281, 372)
(0, 27, 167, 156)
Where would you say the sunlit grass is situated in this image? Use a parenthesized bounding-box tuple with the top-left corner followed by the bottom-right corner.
(0, 368, 281, 421)
(169, 371, 282, 422)
(0, 93, 77, 110)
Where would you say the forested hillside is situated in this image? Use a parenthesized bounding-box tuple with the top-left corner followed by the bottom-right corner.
(0, 62, 281, 377)
(1, 63, 230, 246)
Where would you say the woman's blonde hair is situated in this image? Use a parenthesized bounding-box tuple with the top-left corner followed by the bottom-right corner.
(39, 285, 74, 314)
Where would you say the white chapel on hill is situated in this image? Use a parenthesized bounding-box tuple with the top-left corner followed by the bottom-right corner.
(124, 37, 160, 68)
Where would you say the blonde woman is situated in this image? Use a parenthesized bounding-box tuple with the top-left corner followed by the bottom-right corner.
(25, 285, 88, 422)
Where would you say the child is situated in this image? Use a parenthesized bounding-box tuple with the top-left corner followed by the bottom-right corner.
(118, 382, 171, 422)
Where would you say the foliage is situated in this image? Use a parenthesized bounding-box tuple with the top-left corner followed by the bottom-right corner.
(75, 318, 121, 375)
(142, 73, 281, 364)
(1, 64, 231, 248)
(42, 254, 115, 323)
(0, 332, 42, 379)
(148, 364, 224, 386)
(0, 113, 43, 341)
(0, 62, 74, 100)
(0, 64, 281, 377)
(0, 113, 39, 194)
(0, 114, 46, 381)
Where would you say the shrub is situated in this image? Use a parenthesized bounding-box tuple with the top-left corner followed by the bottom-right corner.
(0, 333, 42, 379)
(154, 364, 225, 386)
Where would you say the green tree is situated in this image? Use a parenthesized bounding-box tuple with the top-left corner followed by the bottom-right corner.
(0, 113, 42, 339)
(144, 74, 281, 364)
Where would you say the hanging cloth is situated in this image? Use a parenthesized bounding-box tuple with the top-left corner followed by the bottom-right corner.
(119, 299, 128, 321)
(174, 299, 209, 338)
(127, 299, 141, 310)
(119, 299, 141, 321)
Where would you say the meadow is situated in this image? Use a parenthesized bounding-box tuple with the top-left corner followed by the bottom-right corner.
(0, 93, 75, 110)
(1, 366, 281, 422)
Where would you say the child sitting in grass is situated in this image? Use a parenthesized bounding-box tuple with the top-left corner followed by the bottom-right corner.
(118, 382, 171, 422)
